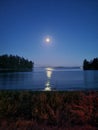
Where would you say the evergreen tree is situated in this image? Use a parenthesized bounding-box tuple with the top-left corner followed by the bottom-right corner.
(83, 58, 98, 70)
(0, 54, 34, 72)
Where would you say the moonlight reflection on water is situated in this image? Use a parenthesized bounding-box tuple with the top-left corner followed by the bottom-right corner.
(44, 68, 53, 91)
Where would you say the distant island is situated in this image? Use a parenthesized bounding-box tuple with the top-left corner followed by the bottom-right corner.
(0, 54, 34, 72)
(53, 66, 80, 69)
(39, 66, 81, 69)
(83, 58, 98, 70)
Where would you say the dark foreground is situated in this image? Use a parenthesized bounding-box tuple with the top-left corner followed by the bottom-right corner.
(0, 91, 98, 130)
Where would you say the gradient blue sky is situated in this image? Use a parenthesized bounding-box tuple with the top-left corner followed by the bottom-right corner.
(0, 0, 98, 66)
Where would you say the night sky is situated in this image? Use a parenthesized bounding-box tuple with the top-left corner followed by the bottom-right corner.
(0, 0, 98, 66)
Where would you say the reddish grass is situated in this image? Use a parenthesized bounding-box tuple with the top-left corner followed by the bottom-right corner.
(0, 91, 97, 130)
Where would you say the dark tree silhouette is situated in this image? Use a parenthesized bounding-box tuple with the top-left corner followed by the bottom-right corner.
(0, 54, 34, 72)
(83, 58, 98, 70)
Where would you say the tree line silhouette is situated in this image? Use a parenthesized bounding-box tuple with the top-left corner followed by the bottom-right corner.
(83, 58, 98, 70)
(0, 54, 34, 71)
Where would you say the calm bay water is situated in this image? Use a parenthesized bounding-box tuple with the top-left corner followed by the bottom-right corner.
(0, 67, 98, 91)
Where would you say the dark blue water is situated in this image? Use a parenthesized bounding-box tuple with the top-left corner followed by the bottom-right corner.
(0, 67, 98, 91)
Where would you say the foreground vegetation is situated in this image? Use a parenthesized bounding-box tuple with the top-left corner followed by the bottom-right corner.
(0, 54, 34, 72)
(0, 91, 98, 130)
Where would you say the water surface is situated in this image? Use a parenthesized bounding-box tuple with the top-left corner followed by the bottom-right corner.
(0, 67, 98, 91)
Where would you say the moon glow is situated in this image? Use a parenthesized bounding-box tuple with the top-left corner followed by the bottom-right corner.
(45, 37, 50, 43)
(43, 35, 54, 46)
(45, 37, 51, 44)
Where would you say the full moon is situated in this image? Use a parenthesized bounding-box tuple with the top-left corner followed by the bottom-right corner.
(45, 37, 51, 43)
(43, 35, 53, 46)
